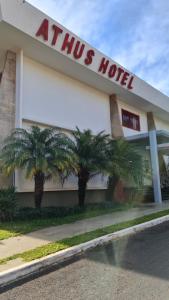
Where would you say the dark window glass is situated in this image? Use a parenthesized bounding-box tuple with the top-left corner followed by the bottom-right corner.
(122, 109, 140, 131)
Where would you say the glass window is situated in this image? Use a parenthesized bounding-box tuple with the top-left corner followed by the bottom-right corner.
(122, 109, 140, 131)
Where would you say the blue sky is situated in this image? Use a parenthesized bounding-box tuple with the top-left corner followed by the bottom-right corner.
(28, 0, 169, 96)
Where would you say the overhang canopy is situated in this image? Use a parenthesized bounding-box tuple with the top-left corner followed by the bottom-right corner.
(128, 130, 169, 149)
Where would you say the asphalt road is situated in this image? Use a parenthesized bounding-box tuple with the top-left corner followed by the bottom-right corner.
(1, 221, 169, 300)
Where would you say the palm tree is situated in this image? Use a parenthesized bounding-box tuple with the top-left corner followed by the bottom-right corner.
(106, 138, 143, 201)
(0, 126, 70, 209)
(67, 127, 109, 207)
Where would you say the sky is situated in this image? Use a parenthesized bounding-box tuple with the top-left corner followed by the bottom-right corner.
(27, 0, 169, 96)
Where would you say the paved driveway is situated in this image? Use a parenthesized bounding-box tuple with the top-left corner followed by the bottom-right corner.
(1, 221, 169, 299)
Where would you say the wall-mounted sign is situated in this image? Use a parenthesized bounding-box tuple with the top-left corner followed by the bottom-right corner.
(36, 19, 134, 90)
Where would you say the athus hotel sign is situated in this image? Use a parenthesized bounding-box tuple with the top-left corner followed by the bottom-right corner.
(36, 19, 134, 90)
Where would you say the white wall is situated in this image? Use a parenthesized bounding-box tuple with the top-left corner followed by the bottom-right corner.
(118, 99, 148, 137)
(15, 169, 107, 193)
(16, 56, 111, 192)
(15, 120, 108, 192)
(155, 117, 169, 132)
(22, 56, 111, 134)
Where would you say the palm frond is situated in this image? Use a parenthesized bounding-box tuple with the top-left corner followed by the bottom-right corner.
(0, 126, 72, 183)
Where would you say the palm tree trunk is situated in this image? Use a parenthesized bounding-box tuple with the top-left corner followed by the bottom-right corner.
(78, 170, 89, 207)
(34, 172, 45, 209)
(106, 175, 119, 202)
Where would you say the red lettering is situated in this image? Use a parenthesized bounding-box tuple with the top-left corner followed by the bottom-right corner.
(73, 41, 85, 59)
(98, 58, 109, 74)
(116, 67, 124, 82)
(121, 72, 130, 86)
(52, 25, 63, 46)
(36, 19, 49, 41)
(61, 33, 75, 54)
(84, 50, 95, 65)
(108, 64, 117, 78)
(127, 76, 134, 90)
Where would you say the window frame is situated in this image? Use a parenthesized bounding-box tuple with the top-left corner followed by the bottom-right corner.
(121, 109, 141, 131)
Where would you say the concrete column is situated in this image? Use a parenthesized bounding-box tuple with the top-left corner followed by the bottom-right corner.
(147, 112, 162, 203)
(15, 49, 23, 128)
(109, 94, 124, 138)
(108, 95, 125, 202)
(0, 51, 16, 188)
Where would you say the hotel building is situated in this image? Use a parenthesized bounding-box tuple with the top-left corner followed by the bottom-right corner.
(0, 0, 169, 206)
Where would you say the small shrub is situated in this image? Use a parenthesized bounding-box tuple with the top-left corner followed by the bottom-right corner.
(0, 187, 17, 222)
(14, 202, 129, 221)
(15, 206, 85, 221)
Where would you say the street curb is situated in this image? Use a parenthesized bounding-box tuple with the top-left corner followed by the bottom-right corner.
(1, 214, 169, 288)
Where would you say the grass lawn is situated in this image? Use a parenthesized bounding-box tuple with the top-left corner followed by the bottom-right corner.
(0, 209, 169, 265)
(0, 203, 134, 240)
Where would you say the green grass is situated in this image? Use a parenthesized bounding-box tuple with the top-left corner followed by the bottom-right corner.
(0, 209, 169, 265)
(0, 203, 133, 240)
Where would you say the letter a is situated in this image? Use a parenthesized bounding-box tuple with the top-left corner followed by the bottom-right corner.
(36, 19, 49, 41)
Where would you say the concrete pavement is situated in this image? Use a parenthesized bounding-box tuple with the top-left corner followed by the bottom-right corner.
(1, 202, 169, 261)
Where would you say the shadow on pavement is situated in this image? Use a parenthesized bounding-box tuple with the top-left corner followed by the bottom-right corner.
(87, 220, 169, 280)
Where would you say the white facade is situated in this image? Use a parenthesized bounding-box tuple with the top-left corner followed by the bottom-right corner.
(118, 99, 148, 137)
(18, 55, 111, 192)
(22, 56, 111, 134)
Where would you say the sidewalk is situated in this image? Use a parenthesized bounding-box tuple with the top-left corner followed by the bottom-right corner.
(1, 202, 169, 272)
